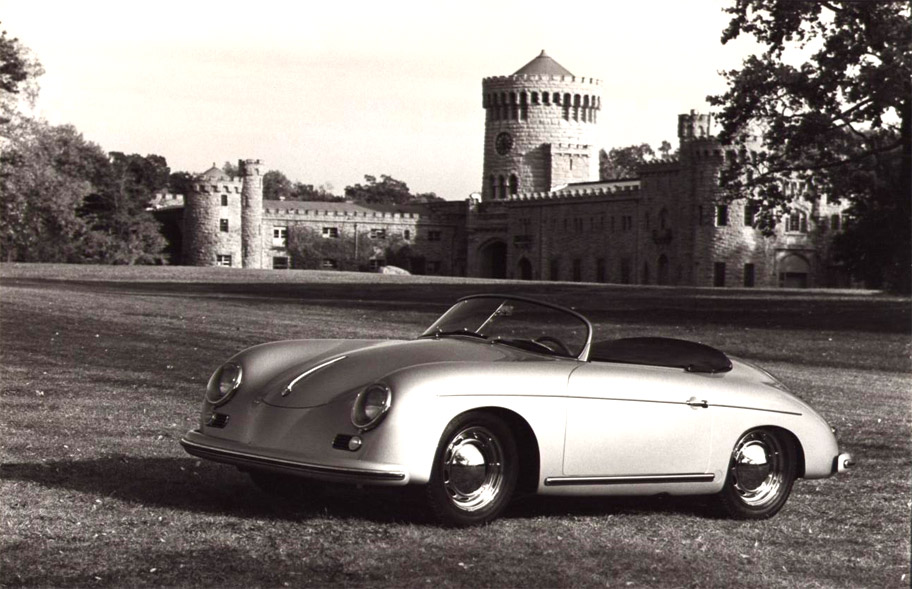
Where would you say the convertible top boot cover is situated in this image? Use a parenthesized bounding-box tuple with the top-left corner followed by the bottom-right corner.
(588, 337, 733, 373)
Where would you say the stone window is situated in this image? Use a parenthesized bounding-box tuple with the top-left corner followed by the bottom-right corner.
(427, 230, 442, 241)
(489, 175, 496, 199)
(744, 203, 758, 226)
(549, 258, 560, 281)
(596, 258, 606, 283)
(509, 174, 518, 196)
(715, 205, 729, 227)
(713, 262, 726, 287)
(272, 226, 287, 247)
(216, 254, 232, 267)
(787, 211, 808, 233)
(553, 92, 560, 105)
(531, 92, 539, 104)
(219, 219, 229, 232)
(273, 256, 289, 270)
(322, 226, 339, 238)
(543, 92, 550, 105)
(369, 258, 384, 271)
(221, 194, 228, 206)
(370, 228, 387, 239)
(498, 175, 506, 199)
(642, 262, 650, 284)
(403, 229, 411, 241)
(697, 205, 704, 226)
(572, 259, 582, 282)
(743, 263, 755, 287)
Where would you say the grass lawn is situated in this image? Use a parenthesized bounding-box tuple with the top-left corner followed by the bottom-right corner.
(1, 263, 910, 588)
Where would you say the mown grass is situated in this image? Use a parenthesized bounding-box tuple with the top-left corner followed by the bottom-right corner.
(1, 263, 909, 588)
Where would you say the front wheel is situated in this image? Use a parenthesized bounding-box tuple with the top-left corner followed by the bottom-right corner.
(716, 428, 797, 519)
(426, 411, 518, 526)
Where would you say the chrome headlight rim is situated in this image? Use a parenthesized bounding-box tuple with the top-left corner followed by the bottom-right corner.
(206, 362, 243, 406)
(351, 383, 392, 431)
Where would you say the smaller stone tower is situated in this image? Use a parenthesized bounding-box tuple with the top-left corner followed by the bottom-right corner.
(182, 164, 243, 267)
(239, 159, 264, 269)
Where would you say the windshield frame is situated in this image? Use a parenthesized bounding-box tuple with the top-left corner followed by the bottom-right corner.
(420, 294, 593, 360)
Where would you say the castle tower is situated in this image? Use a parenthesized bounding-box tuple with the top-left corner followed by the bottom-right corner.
(239, 159, 264, 269)
(182, 164, 243, 267)
(481, 50, 601, 201)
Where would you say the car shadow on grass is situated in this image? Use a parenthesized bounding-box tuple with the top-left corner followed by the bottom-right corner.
(2, 454, 719, 525)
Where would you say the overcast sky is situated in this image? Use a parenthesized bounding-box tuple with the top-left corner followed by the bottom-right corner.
(2, 0, 758, 199)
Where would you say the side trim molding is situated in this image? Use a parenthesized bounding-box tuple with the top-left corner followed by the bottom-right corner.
(544, 473, 715, 487)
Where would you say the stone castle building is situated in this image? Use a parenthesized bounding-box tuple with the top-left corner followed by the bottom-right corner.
(157, 51, 848, 288)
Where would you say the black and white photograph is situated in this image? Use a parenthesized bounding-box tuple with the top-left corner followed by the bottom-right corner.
(1, 1, 909, 586)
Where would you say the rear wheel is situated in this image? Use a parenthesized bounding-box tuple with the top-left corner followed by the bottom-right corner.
(716, 428, 796, 519)
(426, 411, 518, 526)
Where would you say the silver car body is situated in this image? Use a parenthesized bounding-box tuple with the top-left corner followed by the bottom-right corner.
(181, 295, 850, 503)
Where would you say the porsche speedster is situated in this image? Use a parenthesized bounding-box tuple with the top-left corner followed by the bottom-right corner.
(180, 294, 852, 525)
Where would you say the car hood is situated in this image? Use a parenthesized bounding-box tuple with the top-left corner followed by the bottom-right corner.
(232, 337, 535, 409)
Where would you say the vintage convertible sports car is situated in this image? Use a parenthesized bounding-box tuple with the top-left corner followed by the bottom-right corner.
(181, 294, 853, 525)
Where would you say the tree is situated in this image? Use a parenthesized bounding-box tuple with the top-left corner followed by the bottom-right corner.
(263, 169, 294, 200)
(0, 28, 43, 125)
(0, 120, 106, 261)
(78, 152, 168, 264)
(221, 161, 239, 177)
(708, 1, 911, 291)
(291, 182, 342, 201)
(599, 144, 655, 180)
(344, 174, 420, 205)
(168, 171, 194, 196)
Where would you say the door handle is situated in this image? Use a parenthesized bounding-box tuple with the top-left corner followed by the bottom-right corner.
(686, 397, 708, 408)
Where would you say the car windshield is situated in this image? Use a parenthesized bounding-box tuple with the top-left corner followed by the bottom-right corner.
(420, 296, 591, 358)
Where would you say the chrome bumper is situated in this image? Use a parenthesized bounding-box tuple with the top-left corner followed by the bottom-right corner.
(835, 452, 854, 474)
(180, 430, 407, 484)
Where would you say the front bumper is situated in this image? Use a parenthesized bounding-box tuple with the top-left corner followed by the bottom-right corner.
(834, 452, 855, 474)
(180, 430, 407, 484)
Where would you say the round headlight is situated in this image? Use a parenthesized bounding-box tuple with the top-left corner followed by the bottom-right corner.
(206, 362, 242, 406)
(351, 384, 392, 430)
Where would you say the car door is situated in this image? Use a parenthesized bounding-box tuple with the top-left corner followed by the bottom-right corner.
(562, 362, 714, 478)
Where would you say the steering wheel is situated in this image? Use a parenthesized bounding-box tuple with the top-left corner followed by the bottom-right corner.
(533, 335, 572, 356)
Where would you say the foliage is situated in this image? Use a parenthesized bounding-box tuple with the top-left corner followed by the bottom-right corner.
(286, 226, 382, 271)
(221, 161, 239, 177)
(598, 144, 656, 180)
(344, 174, 442, 205)
(168, 171, 194, 196)
(708, 0, 911, 291)
(0, 120, 105, 261)
(78, 152, 168, 264)
(263, 169, 341, 201)
(0, 27, 43, 125)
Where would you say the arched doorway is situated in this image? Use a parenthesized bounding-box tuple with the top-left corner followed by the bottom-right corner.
(517, 257, 533, 280)
(778, 254, 810, 288)
(478, 240, 507, 278)
(657, 254, 669, 285)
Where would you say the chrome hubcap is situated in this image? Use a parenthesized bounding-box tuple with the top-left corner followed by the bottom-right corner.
(442, 426, 504, 512)
(731, 431, 784, 507)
